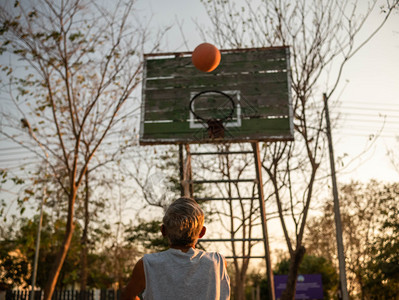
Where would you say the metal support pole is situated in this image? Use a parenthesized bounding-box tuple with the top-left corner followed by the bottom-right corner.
(185, 144, 194, 198)
(323, 93, 349, 300)
(30, 185, 46, 300)
(179, 144, 184, 197)
(252, 142, 275, 300)
(179, 144, 193, 198)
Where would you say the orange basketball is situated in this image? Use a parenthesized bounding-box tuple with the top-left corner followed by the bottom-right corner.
(192, 43, 221, 72)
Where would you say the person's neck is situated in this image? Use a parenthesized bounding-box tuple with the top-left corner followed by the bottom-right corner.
(170, 244, 195, 253)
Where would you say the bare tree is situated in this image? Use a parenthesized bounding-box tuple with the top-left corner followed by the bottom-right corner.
(0, 0, 166, 298)
(199, 0, 399, 298)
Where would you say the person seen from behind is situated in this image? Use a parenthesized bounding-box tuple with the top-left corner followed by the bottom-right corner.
(121, 197, 230, 300)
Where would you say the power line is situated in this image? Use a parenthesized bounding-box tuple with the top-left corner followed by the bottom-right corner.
(339, 101, 399, 107)
(1, 102, 397, 166)
(334, 111, 399, 118)
(339, 119, 399, 126)
(336, 133, 398, 138)
(340, 106, 399, 113)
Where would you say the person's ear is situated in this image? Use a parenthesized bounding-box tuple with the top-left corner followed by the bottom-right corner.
(199, 226, 206, 238)
(161, 224, 167, 237)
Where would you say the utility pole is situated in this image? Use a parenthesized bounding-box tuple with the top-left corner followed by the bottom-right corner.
(31, 187, 46, 300)
(252, 142, 275, 300)
(22, 118, 48, 300)
(323, 93, 349, 300)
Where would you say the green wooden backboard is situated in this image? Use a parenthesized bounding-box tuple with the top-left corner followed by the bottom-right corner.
(140, 46, 294, 144)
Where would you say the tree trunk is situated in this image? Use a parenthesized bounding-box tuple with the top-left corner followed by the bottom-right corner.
(80, 172, 90, 291)
(80, 246, 88, 290)
(43, 191, 77, 300)
(234, 274, 246, 300)
(281, 246, 306, 300)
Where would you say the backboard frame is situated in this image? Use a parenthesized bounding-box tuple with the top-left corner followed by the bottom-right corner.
(139, 46, 294, 145)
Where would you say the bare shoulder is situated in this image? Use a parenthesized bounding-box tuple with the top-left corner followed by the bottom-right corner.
(121, 258, 146, 300)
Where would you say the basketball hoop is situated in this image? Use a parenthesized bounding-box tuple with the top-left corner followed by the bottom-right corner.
(189, 90, 235, 139)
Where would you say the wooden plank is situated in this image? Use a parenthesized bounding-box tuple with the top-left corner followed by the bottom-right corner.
(146, 58, 288, 79)
(143, 91, 290, 119)
(144, 73, 288, 92)
(145, 71, 288, 90)
(143, 121, 191, 135)
(146, 49, 288, 78)
(140, 134, 294, 144)
(144, 81, 289, 106)
(143, 117, 290, 137)
(144, 105, 290, 122)
(146, 48, 287, 70)
(144, 96, 289, 118)
(145, 48, 288, 71)
(144, 85, 289, 105)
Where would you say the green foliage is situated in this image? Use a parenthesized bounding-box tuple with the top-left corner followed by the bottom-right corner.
(0, 169, 25, 221)
(85, 252, 115, 289)
(1, 214, 81, 289)
(0, 212, 133, 289)
(362, 201, 399, 297)
(157, 147, 206, 200)
(156, 147, 184, 200)
(245, 272, 271, 300)
(14, 214, 84, 289)
(245, 255, 338, 299)
(274, 255, 339, 299)
(126, 220, 169, 252)
(305, 180, 399, 298)
(0, 241, 30, 289)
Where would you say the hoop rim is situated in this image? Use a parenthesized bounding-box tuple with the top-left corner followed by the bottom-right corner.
(189, 90, 235, 123)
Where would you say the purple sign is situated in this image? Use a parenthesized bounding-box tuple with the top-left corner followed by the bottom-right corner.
(274, 274, 323, 299)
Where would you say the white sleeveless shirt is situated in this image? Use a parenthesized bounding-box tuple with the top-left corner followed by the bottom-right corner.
(142, 248, 230, 300)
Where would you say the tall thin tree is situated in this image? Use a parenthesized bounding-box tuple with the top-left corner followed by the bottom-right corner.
(0, 0, 166, 298)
